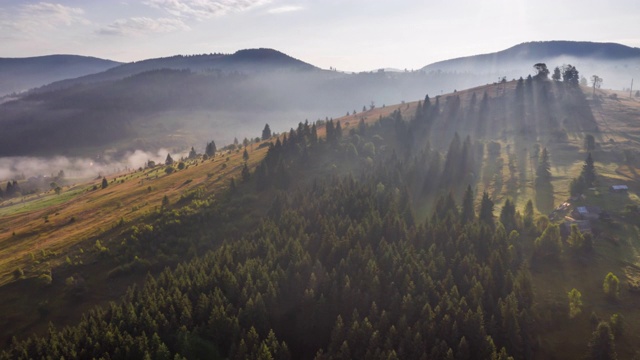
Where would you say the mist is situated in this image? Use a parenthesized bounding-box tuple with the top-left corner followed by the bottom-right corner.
(0, 148, 187, 183)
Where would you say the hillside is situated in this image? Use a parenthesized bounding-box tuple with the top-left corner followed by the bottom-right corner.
(2, 76, 640, 358)
(33, 48, 319, 94)
(0, 55, 121, 97)
(422, 41, 640, 89)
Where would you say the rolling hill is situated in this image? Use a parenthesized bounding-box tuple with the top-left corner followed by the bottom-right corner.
(2, 77, 640, 358)
(422, 41, 640, 89)
(0, 55, 121, 97)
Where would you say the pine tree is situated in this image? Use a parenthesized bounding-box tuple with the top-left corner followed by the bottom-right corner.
(587, 322, 617, 360)
(165, 153, 174, 166)
(479, 192, 494, 227)
(603, 272, 620, 300)
(188, 147, 197, 159)
(568, 288, 582, 318)
(101, 177, 108, 189)
(243, 149, 249, 162)
(461, 185, 475, 225)
(205, 141, 217, 157)
(242, 163, 250, 182)
(535, 148, 551, 186)
(523, 200, 534, 229)
(262, 124, 272, 140)
(499, 199, 516, 232)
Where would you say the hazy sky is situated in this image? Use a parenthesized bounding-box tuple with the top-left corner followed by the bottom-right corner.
(1, 0, 638, 71)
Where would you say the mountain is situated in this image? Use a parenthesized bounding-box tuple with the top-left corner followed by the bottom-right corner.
(0, 55, 121, 96)
(422, 41, 640, 88)
(34, 48, 319, 93)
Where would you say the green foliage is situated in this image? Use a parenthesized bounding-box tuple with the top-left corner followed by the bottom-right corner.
(567, 224, 585, 251)
(534, 223, 562, 260)
(610, 313, 624, 338)
(568, 288, 583, 318)
(262, 124, 272, 140)
(205, 140, 217, 157)
(587, 322, 617, 360)
(535, 148, 551, 186)
(603, 272, 620, 300)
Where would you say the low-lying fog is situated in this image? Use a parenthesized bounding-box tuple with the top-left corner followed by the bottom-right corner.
(0, 148, 186, 183)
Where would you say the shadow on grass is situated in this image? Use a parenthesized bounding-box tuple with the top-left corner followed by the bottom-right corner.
(536, 182, 555, 214)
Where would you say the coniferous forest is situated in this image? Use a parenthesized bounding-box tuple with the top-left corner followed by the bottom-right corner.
(0, 74, 623, 359)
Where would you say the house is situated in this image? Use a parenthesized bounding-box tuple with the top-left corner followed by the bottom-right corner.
(610, 185, 629, 192)
(571, 206, 602, 221)
(562, 219, 592, 237)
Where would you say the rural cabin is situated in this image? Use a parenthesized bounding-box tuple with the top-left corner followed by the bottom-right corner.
(610, 185, 629, 192)
(571, 206, 602, 221)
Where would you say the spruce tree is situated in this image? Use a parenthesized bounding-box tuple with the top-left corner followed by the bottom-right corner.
(461, 185, 475, 225)
(205, 141, 217, 157)
(165, 153, 174, 166)
(587, 322, 617, 360)
(262, 124, 272, 140)
(535, 148, 551, 185)
(479, 192, 494, 227)
(101, 177, 108, 189)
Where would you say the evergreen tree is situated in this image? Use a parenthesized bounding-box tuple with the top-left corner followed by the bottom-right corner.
(241, 163, 251, 182)
(243, 149, 249, 162)
(479, 192, 494, 227)
(603, 272, 620, 300)
(205, 141, 217, 157)
(568, 288, 582, 318)
(165, 153, 174, 166)
(587, 322, 617, 360)
(262, 124, 272, 140)
(461, 185, 475, 225)
(101, 177, 108, 189)
(499, 199, 516, 232)
(188, 147, 197, 159)
(523, 200, 534, 229)
(535, 148, 551, 185)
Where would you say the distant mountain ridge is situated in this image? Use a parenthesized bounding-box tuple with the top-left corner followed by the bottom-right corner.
(422, 41, 640, 71)
(0, 55, 121, 96)
(421, 41, 640, 88)
(34, 48, 319, 93)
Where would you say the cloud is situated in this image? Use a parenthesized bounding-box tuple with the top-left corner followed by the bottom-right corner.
(144, 0, 272, 19)
(97, 17, 189, 36)
(267, 5, 302, 14)
(0, 2, 88, 34)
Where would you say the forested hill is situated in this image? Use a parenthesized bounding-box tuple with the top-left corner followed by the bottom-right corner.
(34, 48, 319, 94)
(422, 41, 640, 89)
(2, 75, 624, 359)
(0, 55, 121, 96)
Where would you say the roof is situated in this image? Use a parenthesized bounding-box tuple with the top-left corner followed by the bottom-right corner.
(611, 185, 629, 190)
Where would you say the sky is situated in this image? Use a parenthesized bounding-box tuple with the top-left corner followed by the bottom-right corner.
(1, 0, 639, 71)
